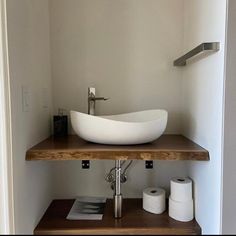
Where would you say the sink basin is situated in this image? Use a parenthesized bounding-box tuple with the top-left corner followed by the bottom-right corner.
(70, 109, 168, 145)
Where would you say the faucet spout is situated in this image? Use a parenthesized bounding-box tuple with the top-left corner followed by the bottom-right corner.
(89, 97, 109, 101)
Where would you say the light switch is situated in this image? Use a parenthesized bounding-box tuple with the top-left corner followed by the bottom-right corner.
(22, 86, 30, 112)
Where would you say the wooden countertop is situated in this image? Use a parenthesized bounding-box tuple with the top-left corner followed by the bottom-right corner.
(26, 135, 209, 161)
(34, 199, 201, 235)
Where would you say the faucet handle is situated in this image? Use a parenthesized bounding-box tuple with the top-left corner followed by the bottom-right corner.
(88, 87, 95, 97)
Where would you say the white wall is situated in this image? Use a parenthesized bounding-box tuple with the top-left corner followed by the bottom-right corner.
(182, 0, 227, 234)
(0, 0, 14, 233)
(49, 0, 188, 199)
(222, 0, 236, 234)
(6, 0, 53, 234)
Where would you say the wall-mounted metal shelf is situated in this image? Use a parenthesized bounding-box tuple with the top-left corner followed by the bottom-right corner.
(174, 42, 220, 66)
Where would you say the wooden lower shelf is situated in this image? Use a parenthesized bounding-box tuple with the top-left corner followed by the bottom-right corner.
(34, 199, 201, 235)
(26, 135, 209, 161)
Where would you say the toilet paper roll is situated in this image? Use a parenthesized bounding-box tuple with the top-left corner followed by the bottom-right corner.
(168, 197, 194, 222)
(170, 177, 192, 202)
(143, 187, 166, 214)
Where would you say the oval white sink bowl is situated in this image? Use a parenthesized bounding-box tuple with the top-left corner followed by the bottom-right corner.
(70, 110, 168, 145)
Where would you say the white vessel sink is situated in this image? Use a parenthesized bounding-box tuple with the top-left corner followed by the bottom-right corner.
(70, 110, 168, 145)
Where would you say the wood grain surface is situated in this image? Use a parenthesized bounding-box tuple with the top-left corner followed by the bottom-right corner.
(26, 135, 209, 161)
(34, 199, 201, 235)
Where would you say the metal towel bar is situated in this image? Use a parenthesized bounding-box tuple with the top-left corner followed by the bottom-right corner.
(174, 42, 220, 66)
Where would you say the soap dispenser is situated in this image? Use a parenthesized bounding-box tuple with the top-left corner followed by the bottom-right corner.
(53, 108, 68, 137)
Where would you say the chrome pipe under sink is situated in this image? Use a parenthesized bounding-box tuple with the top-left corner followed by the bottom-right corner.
(114, 160, 122, 218)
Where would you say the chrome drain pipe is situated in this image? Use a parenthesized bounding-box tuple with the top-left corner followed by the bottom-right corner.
(114, 160, 122, 218)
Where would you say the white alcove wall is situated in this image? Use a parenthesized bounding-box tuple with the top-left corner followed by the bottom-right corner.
(222, 0, 236, 234)
(6, 0, 54, 234)
(182, 0, 227, 234)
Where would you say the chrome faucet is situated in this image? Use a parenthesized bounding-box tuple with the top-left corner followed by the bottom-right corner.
(88, 87, 109, 115)
(88, 87, 122, 218)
